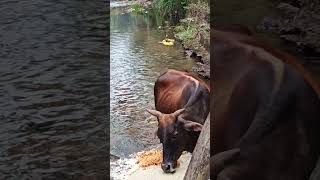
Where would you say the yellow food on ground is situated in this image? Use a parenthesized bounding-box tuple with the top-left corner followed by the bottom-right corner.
(137, 150, 163, 168)
(137, 150, 180, 169)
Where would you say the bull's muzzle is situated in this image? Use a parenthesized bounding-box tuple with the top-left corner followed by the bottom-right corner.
(161, 162, 176, 173)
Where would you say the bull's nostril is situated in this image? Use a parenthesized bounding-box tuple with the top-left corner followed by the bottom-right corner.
(166, 164, 171, 171)
(162, 162, 176, 173)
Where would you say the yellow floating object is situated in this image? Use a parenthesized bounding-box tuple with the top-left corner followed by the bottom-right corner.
(159, 38, 175, 46)
(165, 38, 175, 42)
(162, 41, 174, 46)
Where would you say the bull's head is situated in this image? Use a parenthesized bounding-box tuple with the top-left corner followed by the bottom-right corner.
(147, 108, 203, 173)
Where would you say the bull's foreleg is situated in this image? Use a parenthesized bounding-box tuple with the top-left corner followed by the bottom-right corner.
(235, 75, 295, 148)
(211, 148, 240, 179)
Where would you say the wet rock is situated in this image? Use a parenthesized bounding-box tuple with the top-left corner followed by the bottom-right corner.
(185, 49, 197, 58)
(185, 49, 209, 79)
(191, 62, 210, 79)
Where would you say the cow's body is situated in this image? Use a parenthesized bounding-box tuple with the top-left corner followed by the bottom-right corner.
(154, 69, 210, 126)
(211, 28, 320, 180)
(148, 69, 210, 173)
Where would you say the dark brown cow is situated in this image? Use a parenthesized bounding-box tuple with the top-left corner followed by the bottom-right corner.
(211, 27, 320, 180)
(147, 69, 210, 173)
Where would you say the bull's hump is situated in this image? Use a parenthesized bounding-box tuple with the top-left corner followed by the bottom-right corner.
(156, 70, 202, 113)
(165, 69, 202, 90)
(240, 43, 285, 95)
(157, 83, 191, 110)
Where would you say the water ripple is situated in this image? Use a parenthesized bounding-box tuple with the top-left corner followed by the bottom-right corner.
(0, 0, 108, 178)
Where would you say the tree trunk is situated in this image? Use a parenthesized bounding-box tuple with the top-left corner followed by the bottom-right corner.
(184, 114, 210, 180)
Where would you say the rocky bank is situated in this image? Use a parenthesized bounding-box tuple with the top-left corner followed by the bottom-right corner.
(258, 0, 320, 59)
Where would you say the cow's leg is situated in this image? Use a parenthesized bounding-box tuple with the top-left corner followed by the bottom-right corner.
(235, 67, 294, 148)
(235, 90, 292, 147)
(211, 148, 240, 179)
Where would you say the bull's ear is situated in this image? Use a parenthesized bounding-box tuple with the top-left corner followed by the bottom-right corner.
(150, 128, 158, 139)
(146, 109, 162, 118)
(184, 121, 203, 132)
(178, 116, 203, 132)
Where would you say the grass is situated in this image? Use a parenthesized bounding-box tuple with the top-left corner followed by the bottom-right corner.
(153, 0, 189, 24)
(173, 1, 209, 50)
(131, 3, 146, 14)
(174, 22, 197, 47)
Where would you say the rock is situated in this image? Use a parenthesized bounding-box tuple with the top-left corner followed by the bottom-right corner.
(257, 17, 281, 33)
(277, 3, 300, 18)
(185, 50, 197, 58)
(111, 154, 121, 162)
(191, 63, 210, 79)
(259, 0, 320, 56)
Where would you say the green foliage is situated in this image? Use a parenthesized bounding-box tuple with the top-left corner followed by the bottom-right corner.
(184, 1, 209, 22)
(131, 3, 146, 14)
(153, 0, 189, 24)
(174, 22, 197, 45)
(173, 1, 210, 50)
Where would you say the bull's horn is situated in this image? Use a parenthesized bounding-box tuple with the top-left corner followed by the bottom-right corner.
(172, 108, 185, 117)
(146, 109, 163, 118)
(177, 116, 187, 123)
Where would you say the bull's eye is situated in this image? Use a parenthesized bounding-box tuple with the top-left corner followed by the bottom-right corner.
(173, 130, 178, 136)
(158, 135, 163, 143)
(171, 130, 178, 141)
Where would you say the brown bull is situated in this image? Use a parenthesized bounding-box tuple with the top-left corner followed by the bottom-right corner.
(211, 27, 320, 180)
(147, 69, 210, 173)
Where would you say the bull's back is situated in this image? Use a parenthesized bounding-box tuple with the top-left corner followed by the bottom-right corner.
(154, 69, 207, 114)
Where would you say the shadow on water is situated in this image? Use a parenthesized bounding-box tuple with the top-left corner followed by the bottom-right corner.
(0, 0, 107, 178)
(110, 6, 195, 157)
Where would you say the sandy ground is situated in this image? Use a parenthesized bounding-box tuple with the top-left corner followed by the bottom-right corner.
(111, 149, 192, 180)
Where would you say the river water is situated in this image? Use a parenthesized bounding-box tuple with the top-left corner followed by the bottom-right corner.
(0, 0, 107, 179)
(110, 5, 195, 158)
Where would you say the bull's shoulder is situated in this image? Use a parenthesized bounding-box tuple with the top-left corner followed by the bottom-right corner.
(157, 69, 209, 91)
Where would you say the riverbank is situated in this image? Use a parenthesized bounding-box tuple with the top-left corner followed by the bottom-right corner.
(258, 0, 320, 58)
(173, 1, 210, 79)
(125, 0, 210, 79)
